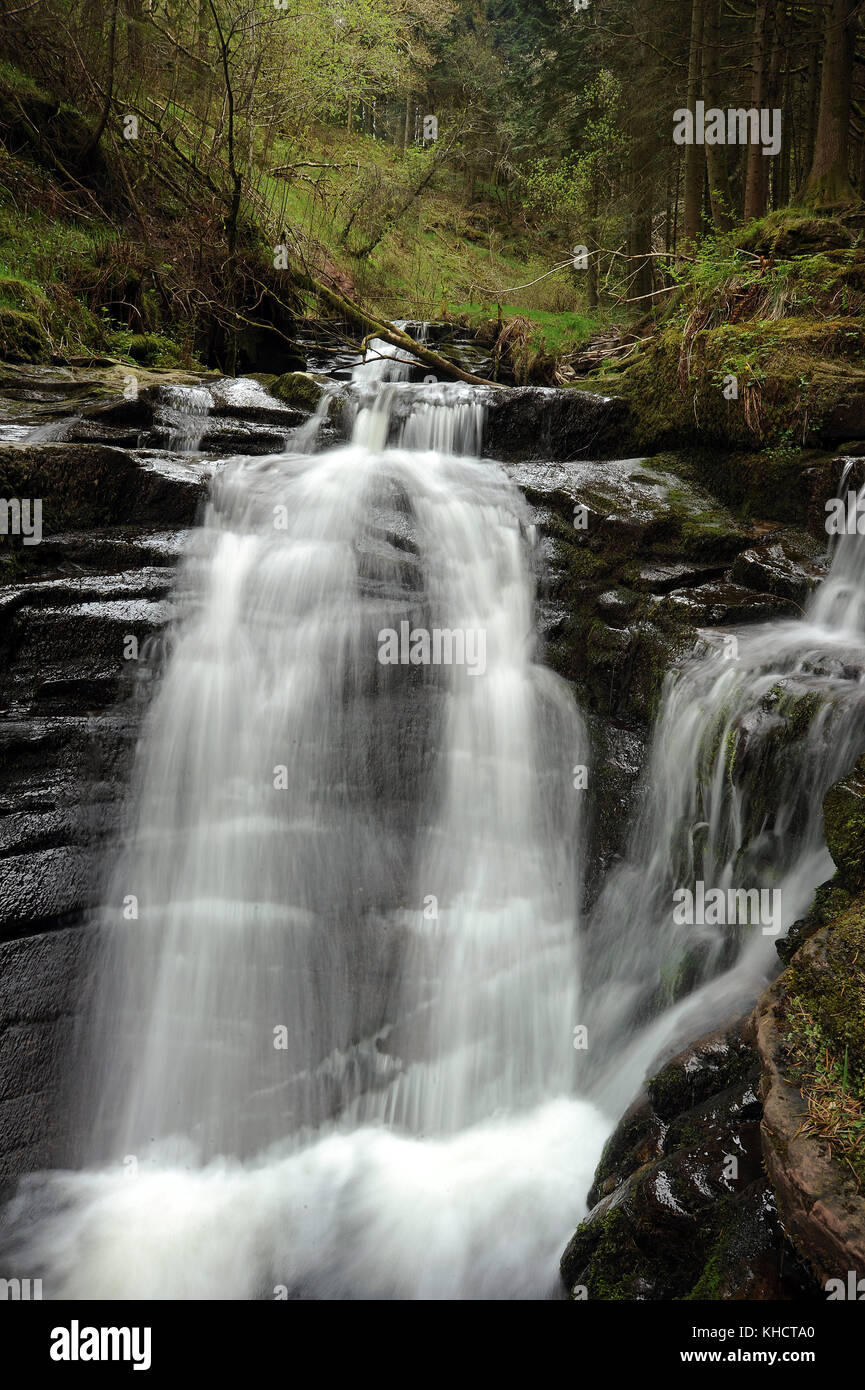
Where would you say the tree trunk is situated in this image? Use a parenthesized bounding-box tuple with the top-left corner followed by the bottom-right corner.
(804, 0, 858, 203)
(774, 48, 792, 208)
(743, 0, 775, 221)
(702, 0, 733, 229)
(586, 176, 599, 310)
(800, 20, 821, 184)
(682, 0, 706, 246)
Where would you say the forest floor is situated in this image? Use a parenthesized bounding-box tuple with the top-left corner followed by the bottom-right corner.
(2, 54, 864, 443)
(0, 57, 604, 374)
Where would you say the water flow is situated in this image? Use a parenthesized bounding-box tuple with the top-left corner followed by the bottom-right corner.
(582, 481, 865, 1114)
(3, 351, 606, 1299)
(159, 383, 212, 452)
(7, 317, 863, 1295)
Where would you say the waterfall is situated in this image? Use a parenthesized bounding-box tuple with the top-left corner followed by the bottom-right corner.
(158, 383, 212, 452)
(582, 478, 865, 1118)
(2, 342, 609, 1299)
(6, 325, 864, 1298)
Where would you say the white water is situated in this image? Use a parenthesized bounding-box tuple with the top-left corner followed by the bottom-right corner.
(159, 382, 212, 451)
(3, 343, 610, 1299)
(4, 339, 864, 1298)
(582, 490, 865, 1115)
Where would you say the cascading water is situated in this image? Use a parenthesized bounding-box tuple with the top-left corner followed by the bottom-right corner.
(158, 383, 212, 452)
(2, 340, 609, 1299)
(5, 328, 865, 1298)
(581, 480, 865, 1120)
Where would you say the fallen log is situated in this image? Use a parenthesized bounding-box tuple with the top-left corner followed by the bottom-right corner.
(295, 271, 498, 388)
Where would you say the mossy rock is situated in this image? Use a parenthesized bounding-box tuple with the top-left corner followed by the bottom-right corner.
(114, 333, 183, 368)
(0, 306, 48, 363)
(561, 1014, 815, 1300)
(617, 317, 865, 462)
(739, 211, 855, 257)
(783, 893, 865, 1085)
(777, 876, 853, 965)
(270, 370, 326, 412)
(759, 885, 865, 1272)
(822, 754, 865, 892)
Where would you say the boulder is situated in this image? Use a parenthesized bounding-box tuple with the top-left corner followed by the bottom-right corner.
(560, 1018, 816, 1299)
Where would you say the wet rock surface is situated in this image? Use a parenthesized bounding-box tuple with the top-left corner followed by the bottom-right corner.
(516, 454, 829, 869)
(0, 368, 216, 1181)
(561, 1020, 820, 1300)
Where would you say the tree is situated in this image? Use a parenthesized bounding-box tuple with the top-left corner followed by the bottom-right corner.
(804, 0, 859, 204)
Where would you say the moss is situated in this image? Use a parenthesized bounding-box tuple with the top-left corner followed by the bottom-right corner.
(615, 316, 865, 463)
(822, 754, 865, 891)
(778, 893, 865, 1188)
(270, 370, 326, 411)
(0, 306, 48, 363)
(777, 875, 853, 965)
(682, 1197, 754, 1300)
(107, 331, 185, 368)
(739, 210, 855, 257)
(563, 1204, 660, 1300)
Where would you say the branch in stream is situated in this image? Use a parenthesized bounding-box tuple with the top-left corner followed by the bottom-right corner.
(294, 271, 499, 388)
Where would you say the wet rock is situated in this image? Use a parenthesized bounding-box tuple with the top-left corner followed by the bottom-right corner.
(516, 455, 778, 731)
(0, 846, 100, 938)
(78, 387, 163, 430)
(647, 1023, 758, 1122)
(0, 412, 192, 1179)
(584, 717, 646, 893)
(586, 1096, 662, 1209)
(561, 1018, 818, 1300)
(596, 589, 638, 627)
(195, 426, 291, 455)
(511, 457, 752, 559)
(729, 536, 827, 604)
(0, 926, 95, 1185)
(483, 386, 631, 462)
(630, 560, 726, 594)
(656, 580, 798, 625)
(0, 443, 207, 540)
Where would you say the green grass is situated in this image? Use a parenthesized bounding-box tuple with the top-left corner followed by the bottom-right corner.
(449, 301, 601, 354)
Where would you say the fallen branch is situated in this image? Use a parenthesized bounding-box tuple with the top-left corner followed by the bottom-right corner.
(294, 271, 499, 387)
